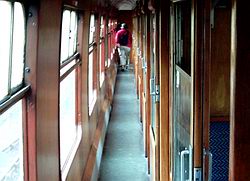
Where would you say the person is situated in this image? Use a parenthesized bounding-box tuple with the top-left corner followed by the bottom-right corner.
(115, 23, 132, 71)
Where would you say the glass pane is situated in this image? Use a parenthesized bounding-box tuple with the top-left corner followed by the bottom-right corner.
(89, 15, 95, 44)
(0, 1, 11, 100)
(69, 11, 77, 56)
(60, 60, 76, 77)
(173, 68, 192, 181)
(60, 70, 77, 168)
(100, 16, 103, 38)
(172, 3, 192, 180)
(60, 10, 71, 62)
(11, 2, 25, 89)
(88, 52, 93, 104)
(0, 101, 24, 181)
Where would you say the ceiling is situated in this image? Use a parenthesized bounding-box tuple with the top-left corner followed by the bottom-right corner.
(109, 0, 137, 10)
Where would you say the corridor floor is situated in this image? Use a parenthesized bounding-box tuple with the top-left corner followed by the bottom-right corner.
(98, 69, 149, 181)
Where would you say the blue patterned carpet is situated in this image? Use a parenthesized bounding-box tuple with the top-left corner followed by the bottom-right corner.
(210, 121, 229, 181)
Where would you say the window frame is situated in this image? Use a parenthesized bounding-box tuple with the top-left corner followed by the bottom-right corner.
(59, 7, 82, 179)
(99, 15, 105, 87)
(88, 13, 98, 115)
(0, 2, 30, 181)
(0, 1, 27, 106)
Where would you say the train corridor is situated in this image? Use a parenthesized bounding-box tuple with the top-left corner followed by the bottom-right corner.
(98, 68, 149, 181)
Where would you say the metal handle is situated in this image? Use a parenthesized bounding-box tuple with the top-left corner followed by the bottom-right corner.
(142, 58, 147, 70)
(150, 78, 155, 95)
(180, 149, 189, 181)
(189, 145, 192, 181)
(181, 145, 192, 181)
(203, 149, 213, 181)
(208, 151, 212, 181)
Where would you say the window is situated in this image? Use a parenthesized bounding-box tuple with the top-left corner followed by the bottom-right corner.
(150, 13, 157, 133)
(59, 9, 82, 178)
(0, 1, 25, 102)
(60, 10, 78, 62)
(174, 2, 191, 75)
(99, 16, 105, 87)
(0, 1, 28, 180)
(88, 14, 97, 114)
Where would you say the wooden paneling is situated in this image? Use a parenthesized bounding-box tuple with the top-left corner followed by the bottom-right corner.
(159, 0, 170, 180)
(25, 4, 38, 181)
(230, 1, 250, 180)
(193, 0, 203, 168)
(202, 0, 211, 180)
(36, 0, 62, 180)
(210, 6, 231, 117)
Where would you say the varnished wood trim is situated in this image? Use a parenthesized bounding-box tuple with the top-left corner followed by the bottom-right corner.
(60, 52, 80, 69)
(0, 85, 31, 115)
(60, 59, 81, 82)
(193, 0, 203, 168)
(159, 0, 170, 180)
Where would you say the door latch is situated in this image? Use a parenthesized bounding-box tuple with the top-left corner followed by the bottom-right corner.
(155, 84, 160, 103)
(194, 168, 202, 181)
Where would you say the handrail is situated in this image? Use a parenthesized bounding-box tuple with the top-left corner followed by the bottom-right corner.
(61, 52, 80, 69)
(0, 85, 31, 115)
(60, 60, 81, 82)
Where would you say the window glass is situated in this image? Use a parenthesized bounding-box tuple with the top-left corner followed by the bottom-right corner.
(11, 2, 25, 89)
(0, 1, 12, 100)
(100, 16, 104, 38)
(60, 70, 77, 168)
(88, 52, 93, 104)
(0, 101, 24, 181)
(59, 9, 81, 174)
(69, 11, 77, 56)
(89, 15, 95, 44)
(61, 10, 71, 62)
(60, 10, 78, 62)
(99, 16, 105, 87)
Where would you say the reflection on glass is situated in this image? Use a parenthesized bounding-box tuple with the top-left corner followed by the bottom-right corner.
(100, 16, 103, 38)
(69, 11, 77, 56)
(173, 68, 192, 181)
(88, 52, 93, 104)
(99, 44, 104, 87)
(61, 10, 78, 62)
(11, 2, 25, 89)
(0, 1, 11, 100)
(89, 15, 95, 44)
(60, 10, 71, 62)
(0, 101, 24, 181)
(60, 70, 77, 168)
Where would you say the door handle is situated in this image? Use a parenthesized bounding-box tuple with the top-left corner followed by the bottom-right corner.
(150, 78, 155, 95)
(203, 149, 213, 181)
(180, 149, 189, 181)
(180, 145, 192, 181)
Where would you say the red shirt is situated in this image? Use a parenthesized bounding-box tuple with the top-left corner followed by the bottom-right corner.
(115, 28, 132, 48)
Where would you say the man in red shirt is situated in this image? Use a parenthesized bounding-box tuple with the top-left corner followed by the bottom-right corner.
(115, 23, 132, 71)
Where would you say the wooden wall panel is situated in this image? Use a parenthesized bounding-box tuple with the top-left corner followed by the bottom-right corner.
(26, 4, 38, 181)
(159, 0, 170, 180)
(210, 7, 231, 117)
(230, 1, 250, 180)
(36, 0, 62, 180)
